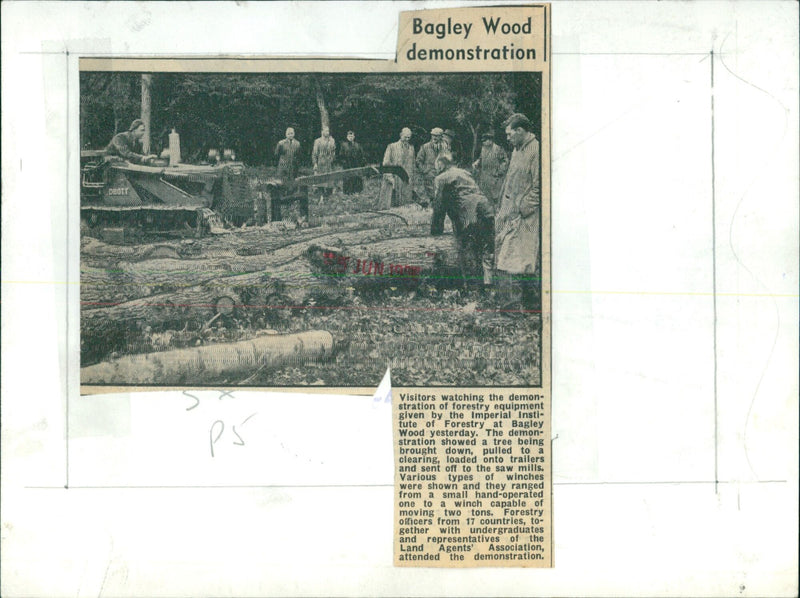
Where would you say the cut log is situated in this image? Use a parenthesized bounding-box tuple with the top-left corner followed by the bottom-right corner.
(79, 271, 283, 358)
(80, 237, 185, 266)
(339, 235, 459, 272)
(315, 205, 436, 229)
(81, 227, 426, 303)
(81, 259, 237, 304)
(81, 205, 438, 263)
(81, 330, 334, 385)
(81, 232, 464, 323)
(79, 231, 469, 366)
(304, 234, 462, 285)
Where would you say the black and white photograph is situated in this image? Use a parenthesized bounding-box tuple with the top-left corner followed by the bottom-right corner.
(3, 1, 798, 595)
(79, 71, 545, 388)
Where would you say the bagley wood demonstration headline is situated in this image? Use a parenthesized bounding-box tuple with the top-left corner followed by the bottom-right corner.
(406, 16, 540, 62)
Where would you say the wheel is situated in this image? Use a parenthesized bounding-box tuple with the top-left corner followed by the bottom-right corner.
(214, 295, 238, 316)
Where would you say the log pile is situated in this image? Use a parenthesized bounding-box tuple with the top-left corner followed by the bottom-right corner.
(80, 204, 465, 374)
(81, 232, 461, 330)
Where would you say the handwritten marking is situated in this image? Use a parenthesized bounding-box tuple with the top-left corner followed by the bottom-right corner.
(183, 390, 200, 411)
(232, 426, 245, 446)
(190, 392, 258, 457)
(209, 420, 225, 457)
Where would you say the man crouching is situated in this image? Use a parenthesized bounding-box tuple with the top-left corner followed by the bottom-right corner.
(430, 153, 494, 293)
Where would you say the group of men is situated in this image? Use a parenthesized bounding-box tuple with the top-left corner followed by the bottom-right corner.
(273, 117, 539, 312)
(381, 114, 540, 312)
(274, 126, 366, 198)
(106, 115, 540, 313)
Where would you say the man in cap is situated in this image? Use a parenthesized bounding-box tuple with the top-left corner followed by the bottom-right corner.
(495, 113, 541, 312)
(431, 152, 495, 293)
(378, 127, 415, 209)
(415, 127, 445, 206)
(105, 119, 157, 165)
(471, 130, 508, 206)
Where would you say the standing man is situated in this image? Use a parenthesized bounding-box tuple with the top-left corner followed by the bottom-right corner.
(275, 127, 301, 181)
(338, 130, 366, 194)
(312, 126, 336, 201)
(415, 127, 445, 206)
(472, 131, 508, 206)
(378, 127, 415, 209)
(105, 119, 157, 165)
(442, 128, 461, 164)
(495, 113, 540, 312)
(431, 153, 495, 292)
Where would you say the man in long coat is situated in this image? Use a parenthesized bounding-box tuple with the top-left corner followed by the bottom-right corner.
(415, 127, 445, 205)
(378, 127, 415, 209)
(312, 126, 336, 201)
(471, 131, 508, 205)
(275, 127, 301, 181)
(338, 130, 366, 194)
(495, 113, 540, 311)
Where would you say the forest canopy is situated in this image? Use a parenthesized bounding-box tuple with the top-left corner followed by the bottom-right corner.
(80, 72, 541, 166)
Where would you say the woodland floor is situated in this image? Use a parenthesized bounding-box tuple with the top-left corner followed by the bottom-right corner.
(80, 176, 541, 388)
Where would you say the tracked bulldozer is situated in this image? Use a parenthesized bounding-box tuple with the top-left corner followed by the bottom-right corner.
(81, 147, 408, 238)
(80, 149, 253, 236)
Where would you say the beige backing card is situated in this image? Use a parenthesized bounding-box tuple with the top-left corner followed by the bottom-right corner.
(2, 1, 797, 596)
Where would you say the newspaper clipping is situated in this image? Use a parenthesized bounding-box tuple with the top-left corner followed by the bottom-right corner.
(78, 4, 550, 567)
(392, 6, 551, 567)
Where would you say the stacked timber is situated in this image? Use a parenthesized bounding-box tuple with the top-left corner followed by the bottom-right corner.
(80, 206, 462, 375)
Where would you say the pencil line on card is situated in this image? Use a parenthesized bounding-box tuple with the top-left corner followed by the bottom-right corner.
(553, 480, 787, 487)
(24, 480, 787, 491)
(65, 48, 71, 491)
(711, 48, 719, 495)
(26, 484, 395, 490)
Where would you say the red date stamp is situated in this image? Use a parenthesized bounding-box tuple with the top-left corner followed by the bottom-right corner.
(322, 251, 421, 277)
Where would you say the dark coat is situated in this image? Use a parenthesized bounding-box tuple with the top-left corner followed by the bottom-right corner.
(105, 131, 148, 164)
(275, 138, 301, 180)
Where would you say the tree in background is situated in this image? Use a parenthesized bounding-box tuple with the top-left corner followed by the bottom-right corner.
(80, 72, 541, 167)
(80, 72, 141, 149)
(451, 74, 517, 161)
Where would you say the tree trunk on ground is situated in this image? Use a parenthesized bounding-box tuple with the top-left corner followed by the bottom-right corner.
(81, 233, 462, 331)
(81, 226, 435, 303)
(81, 237, 188, 266)
(81, 330, 334, 385)
(80, 270, 283, 336)
(316, 206, 432, 228)
(305, 234, 460, 283)
(80, 232, 465, 366)
(81, 205, 430, 266)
